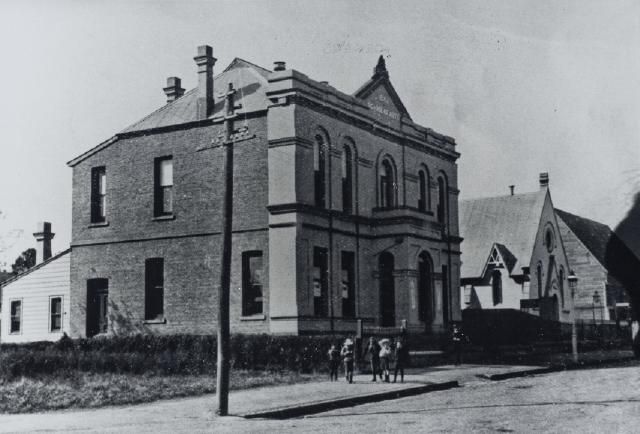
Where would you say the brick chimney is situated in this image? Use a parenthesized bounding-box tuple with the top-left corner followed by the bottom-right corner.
(33, 222, 54, 264)
(193, 45, 216, 119)
(539, 172, 549, 189)
(163, 77, 185, 103)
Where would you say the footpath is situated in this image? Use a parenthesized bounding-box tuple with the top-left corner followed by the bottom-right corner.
(0, 349, 634, 433)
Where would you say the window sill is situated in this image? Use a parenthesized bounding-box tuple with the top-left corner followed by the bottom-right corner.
(143, 318, 167, 325)
(153, 214, 175, 222)
(88, 221, 109, 228)
(240, 314, 266, 321)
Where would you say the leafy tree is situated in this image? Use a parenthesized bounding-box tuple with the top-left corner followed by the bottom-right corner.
(0, 270, 12, 283)
(11, 248, 36, 275)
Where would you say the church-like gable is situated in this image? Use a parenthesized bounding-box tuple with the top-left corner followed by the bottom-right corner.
(354, 56, 412, 126)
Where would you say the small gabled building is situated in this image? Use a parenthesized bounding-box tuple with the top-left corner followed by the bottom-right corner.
(1, 223, 70, 343)
(556, 209, 636, 322)
(460, 174, 572, 323)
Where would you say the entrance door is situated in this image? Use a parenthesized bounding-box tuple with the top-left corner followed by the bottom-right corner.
(379, 252, 395, 327)
(418, 252, 433, 326)
(87, 278, 109, 337)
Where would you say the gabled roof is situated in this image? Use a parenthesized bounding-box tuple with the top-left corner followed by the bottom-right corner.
(555, 208, 622, 269)
(120, 58, 271, 134)
(494, 243, 518, 273)
(353, 55, 412, 121)
(0, 248, 71, 288)
(460, 189, 548, 279)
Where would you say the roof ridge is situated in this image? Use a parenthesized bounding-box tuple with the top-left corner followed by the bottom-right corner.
(222, 57, 272, 75)
(461, 190, 544, 203)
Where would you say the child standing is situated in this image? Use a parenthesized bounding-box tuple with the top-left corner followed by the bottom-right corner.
(364, 337, 382, 381)
(328, 344, 340, 381)
(341, 338, 355, 384)
(379, 338, 392, 382)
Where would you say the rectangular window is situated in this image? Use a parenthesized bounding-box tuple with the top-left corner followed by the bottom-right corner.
(10, 300, 21, 334)
(242, 251, 264, 316)
(50, 297, 63, 332)
(341, 251, 355, 318)
(313, 247, 328, 317)
(90, 167, 106, 223)
(154, 157, 173, 216)
(145, 258, 164, 320)
(464, 286, 471, 304)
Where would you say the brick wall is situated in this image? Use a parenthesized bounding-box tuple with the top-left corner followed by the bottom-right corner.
(70, 117, 271, 336)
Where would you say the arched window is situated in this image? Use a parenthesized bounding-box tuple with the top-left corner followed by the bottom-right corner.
(380, 159, 395, 209)
(342, 145, 354, 214)
(418, 169, 428, 212)
(379, 252, 395, 327)
(314, 134, 326, 208)
(417, 252, 433, 323)
(492, 270, 502, 306)
(437, 175, 447, 224)
(537, 263, 543, 298)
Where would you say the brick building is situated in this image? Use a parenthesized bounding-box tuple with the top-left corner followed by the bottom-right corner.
(67, 45, 461, 337)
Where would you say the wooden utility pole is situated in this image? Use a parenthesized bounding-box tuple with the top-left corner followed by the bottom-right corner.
(216, 82, 239, 416)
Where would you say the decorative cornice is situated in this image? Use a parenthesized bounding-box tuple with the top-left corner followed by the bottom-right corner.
(268, 136, 314, 149)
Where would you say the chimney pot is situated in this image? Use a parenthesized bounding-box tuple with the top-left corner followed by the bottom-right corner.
(194, 45, 217, 119)
(273, 61, 286, 71)
(163, 76, 185, 103)
(539, 172, 549, 189)
(33, 221, 54, 264)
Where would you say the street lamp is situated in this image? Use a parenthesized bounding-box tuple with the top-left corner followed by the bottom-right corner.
(568, 271, 578, 363)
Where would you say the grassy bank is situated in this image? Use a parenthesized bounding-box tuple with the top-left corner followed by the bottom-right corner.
(0, 370, 323, 414)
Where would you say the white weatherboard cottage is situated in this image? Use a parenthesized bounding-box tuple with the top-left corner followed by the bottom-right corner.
(0, 223, 70, 343)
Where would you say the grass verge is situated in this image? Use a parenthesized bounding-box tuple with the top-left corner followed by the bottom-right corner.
(0, 370, 323, 414)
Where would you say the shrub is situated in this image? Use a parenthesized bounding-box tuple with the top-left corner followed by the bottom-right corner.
(0, 334, 350, 379)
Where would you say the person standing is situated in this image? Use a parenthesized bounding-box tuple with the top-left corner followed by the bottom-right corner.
(364, 337, 382, 381)
(328, 344, 340, 381)
(379, 339, 392, 382)
(452, 323, 466, 365)
(393, 339, 408, 383)
(341, 338, 355, 384)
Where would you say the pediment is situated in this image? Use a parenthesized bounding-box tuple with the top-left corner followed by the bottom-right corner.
(354, 56, 412, 124)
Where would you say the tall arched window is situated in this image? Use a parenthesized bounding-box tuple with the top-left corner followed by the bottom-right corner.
(492, 270, 503, 306)
(314, 134, 326, 208)
(417, 252, 433, 323)
(418, 170, 427, 212)
(437, 176, 447, 224)
(342, 145, 354, 214)
(380, 159, 395, 209)
(537, 263, 543, 298)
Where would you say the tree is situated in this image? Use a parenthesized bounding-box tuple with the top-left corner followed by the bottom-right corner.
(11, 248, 36, 275)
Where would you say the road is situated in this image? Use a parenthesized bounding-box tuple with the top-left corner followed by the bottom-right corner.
(1, 362, 639, 433)
(214, 362, 640, 433)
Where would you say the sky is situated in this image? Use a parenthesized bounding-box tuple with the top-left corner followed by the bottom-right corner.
(0, 0, 639, 269)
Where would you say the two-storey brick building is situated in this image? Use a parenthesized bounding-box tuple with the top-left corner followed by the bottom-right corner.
(67, 45, 461, 337)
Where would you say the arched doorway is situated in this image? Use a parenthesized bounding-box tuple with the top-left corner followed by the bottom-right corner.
(379, 252, 395, 327)
(417, 252, 433, 327)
